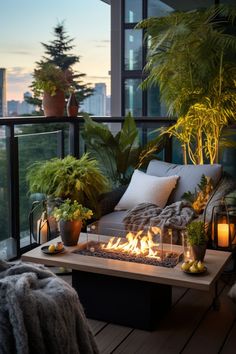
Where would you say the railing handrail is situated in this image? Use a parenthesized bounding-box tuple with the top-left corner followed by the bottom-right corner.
(0, 116, 177, 125)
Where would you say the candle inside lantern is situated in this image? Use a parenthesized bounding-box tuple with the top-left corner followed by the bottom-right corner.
(37, 219, 48, 244)
(217, 224, 229, 247)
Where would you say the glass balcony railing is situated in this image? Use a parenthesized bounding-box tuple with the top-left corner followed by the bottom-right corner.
(0, 116, 235, 260)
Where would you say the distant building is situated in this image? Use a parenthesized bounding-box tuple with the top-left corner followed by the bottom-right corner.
(7, 100, 19, 116)
(0, 68, 7, 117)
(7, 92, 35, 116)
(81, 83, 107, 116)
(106, 95, 111, 116)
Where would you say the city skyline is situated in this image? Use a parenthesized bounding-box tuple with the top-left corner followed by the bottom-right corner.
(0, 0, 110, 101)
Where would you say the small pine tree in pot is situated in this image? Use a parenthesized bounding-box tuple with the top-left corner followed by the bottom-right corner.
(186, 221, 208, 261)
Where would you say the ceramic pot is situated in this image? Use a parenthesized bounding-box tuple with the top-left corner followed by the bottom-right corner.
(67, 92, 79, 117)
(59, 220, 82, 246)
(191, 244, 207, 262)
(43, 90, 65, 117)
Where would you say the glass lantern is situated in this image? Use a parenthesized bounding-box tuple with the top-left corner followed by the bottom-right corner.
(212, 201, 236, 251)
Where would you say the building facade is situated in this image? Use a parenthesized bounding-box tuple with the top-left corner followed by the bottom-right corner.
(0, 68, 7, 117)
(101, 0, 233, 117)
(81, 83, 107, 116)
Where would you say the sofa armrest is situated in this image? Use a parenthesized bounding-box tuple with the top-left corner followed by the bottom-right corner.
(98, 185, 128, 216)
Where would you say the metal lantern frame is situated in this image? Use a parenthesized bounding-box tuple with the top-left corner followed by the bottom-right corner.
(29, 200, 51, 245)
(211, 198, 236, 251)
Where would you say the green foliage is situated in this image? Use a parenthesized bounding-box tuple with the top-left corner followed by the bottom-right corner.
(182, 174, 213, 214)
(82, 113, 167, 188)
(137, 4, 236, 164)
(26, 154, 110, 216)
(31, 63, 71, 97)
(186, 221, 207, 246)
(28, 22, 93, 108)
(52, 199, 93, 222)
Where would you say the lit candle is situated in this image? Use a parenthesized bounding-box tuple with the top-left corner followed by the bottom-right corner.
(37, 219, 48, 244)
(217, 224, 229, 247)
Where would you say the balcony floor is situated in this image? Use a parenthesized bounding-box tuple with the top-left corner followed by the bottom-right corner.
(59, 270, 236, 354)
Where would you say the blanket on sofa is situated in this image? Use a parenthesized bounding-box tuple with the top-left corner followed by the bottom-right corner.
(0, 260, 99, 354)
(123, 201, 195, 233)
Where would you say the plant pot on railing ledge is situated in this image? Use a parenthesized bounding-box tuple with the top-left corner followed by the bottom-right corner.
(42, 90, 65, 117)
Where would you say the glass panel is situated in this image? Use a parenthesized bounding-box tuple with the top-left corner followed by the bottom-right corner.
(148, 0, 173, 17)
(125, 0, 142, 23)
(125, 29, 142, 70)
(16, 123, 70, 248)
(147, 86, 168, 117)
(0, 127, 13, 259)
(124, 79, 142, 116)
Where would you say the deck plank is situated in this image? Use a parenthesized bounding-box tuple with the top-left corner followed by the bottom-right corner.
(220, 319, 236, 354)
(88, 319, 107, 335)
(182, 286, 236, 354)
(95, 324, 133, 354)
(114, 283, 225, 354)
(113, 286, 189, 354)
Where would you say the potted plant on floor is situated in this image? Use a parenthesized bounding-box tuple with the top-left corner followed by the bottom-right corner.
(186, 221, 208, 262)
(31, 62, 72, 117)
(53, 199, 93, 246)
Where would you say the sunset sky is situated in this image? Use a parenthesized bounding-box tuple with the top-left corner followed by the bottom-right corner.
(0, 0, 110, 101)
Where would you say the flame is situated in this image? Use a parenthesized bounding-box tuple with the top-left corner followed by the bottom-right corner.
(101, 227, 162, 260)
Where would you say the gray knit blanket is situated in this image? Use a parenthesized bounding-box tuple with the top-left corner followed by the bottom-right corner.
(0, 260, 99, 354)
(123, 201, 195, 233)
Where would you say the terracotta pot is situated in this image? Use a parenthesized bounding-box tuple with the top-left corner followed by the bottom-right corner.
(67, 92, 79, 117)
(191, 244, 207, 262)
(59, 220, 82, 246)
(43, 90, 65, 117)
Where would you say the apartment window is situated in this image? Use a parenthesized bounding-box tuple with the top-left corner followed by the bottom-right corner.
(148, 0, 173, 17)
(124, 79, 142, 116)
(125, 0, 143, 23)
(125, 29, 142, 70)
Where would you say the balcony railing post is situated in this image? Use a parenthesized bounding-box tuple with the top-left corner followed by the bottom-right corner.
(6, 125, 20, 257)
(57, 130, 65, 158)
(69, 120, 80, 158)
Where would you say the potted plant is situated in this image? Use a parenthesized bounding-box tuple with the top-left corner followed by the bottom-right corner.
(186, 221, 208, 261)
(53, 199, 93, 246)
(137, 5, 236, 164)
(31, 62, 71, 117)
(26, 153, 110, 217)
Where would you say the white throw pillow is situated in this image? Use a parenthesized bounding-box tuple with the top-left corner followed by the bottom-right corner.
(114, 170, 179, 211)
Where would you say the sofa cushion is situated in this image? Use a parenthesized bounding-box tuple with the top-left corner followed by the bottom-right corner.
(146, 160, 222, 203)
(114, 169, 179, 210)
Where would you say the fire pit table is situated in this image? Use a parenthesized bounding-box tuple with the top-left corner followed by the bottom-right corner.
(22, 233, 231, 330)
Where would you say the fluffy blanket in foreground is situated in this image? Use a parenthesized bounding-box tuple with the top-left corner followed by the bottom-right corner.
(0, 260, 99, 354)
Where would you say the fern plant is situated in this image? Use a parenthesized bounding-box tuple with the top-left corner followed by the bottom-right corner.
(82, 113, 167, 188)
(26, 154, 109, 216)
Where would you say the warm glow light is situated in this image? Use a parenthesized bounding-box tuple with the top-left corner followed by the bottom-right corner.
(37, 219, 48, 244)
(101, 228, 162, 260)
(217, 224, 229, 247)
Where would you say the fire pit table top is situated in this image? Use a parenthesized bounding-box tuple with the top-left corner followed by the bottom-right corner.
(21, 233, 231, 292)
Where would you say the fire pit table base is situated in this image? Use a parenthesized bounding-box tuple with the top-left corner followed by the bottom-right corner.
(72, 270, 172, 330)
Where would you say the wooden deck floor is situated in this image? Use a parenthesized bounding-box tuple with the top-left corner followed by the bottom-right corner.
(59, 271, 236, 354)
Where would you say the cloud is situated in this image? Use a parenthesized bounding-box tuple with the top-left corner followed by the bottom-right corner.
(7, 67, 32, 85)
(86, 75, 110, 80)
(0, 50, 32, 56)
